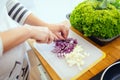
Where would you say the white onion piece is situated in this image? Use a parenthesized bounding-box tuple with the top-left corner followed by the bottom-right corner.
(65, 45, 89, 70)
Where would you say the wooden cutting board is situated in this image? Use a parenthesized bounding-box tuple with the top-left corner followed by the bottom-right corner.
(33, 29, 105, 80)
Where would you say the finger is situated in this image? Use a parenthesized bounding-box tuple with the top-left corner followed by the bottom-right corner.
(62, 28, 69, 39)
(53, 33, 58, 41)
(55, 32, 65, 40)
(47, 32, 54, 44)
(59, 23, 69, 39)
(45, 37, 49, 43)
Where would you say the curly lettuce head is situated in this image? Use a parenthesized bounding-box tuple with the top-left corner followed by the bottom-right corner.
(70, 1, 120, 39)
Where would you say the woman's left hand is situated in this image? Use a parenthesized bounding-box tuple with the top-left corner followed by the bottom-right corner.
(47, 21, 70, 40)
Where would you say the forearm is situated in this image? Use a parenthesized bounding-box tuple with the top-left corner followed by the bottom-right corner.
(0, 26, 32, 52)
(24, 13, 49, 27)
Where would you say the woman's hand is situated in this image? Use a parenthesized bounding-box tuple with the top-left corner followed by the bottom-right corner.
(47, 21, 70, 40)
(27, 26, 57, 44)
(24, 14, 70, 40)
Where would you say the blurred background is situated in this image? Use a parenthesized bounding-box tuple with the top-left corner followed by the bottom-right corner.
(19, 0, 83, 23)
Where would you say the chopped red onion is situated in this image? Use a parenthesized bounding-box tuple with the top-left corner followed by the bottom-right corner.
(51, 38, 78, 57)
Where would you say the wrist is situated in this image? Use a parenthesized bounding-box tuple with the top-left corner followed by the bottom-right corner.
(23, 25, 33, 38)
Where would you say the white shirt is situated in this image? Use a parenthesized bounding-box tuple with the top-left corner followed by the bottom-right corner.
(0, 0, 31, 80)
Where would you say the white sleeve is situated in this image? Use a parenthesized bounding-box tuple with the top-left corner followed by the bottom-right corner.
(6, 0, 32, 25)
(0, 37, 3, 57)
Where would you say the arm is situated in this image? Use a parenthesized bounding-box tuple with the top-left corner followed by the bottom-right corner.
(0, 25, 55, 54)
(0, 26, 31, 52)
(4, 0, 69, 52)
(2, 0, 56, 53)
(24, 13, 70, 40)
(6, 0, 69, 40)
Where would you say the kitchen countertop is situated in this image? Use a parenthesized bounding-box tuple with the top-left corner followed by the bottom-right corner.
(28, 27, 120, 80)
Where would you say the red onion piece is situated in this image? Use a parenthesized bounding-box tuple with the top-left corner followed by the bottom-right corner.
(51, 38, 78, 57)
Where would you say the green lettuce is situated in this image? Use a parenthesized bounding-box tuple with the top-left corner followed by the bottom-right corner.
(70, 0, 120, 39)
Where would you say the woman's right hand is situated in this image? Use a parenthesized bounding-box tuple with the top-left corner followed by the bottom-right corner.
(26, 25, 57, 44)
